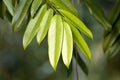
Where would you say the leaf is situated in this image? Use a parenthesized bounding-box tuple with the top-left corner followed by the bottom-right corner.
(106, 38, 120, 59)
(67, 61, 73, 77)
(59, 9, 93, 39)
(37, 9, 53, 45)
(31, 0, 43, 17)
(23, 4, 47, 49)
(70, 23, 92, 60)
(3, 0, 14, 16)
(12, 0, 32, 32)
(73, 46, 88, 75)
(0, 1, 6, 18)
(104, 30, 119, 52)
(85, 0, 112, 31)
(49, 0, 78, 16)
(48, 14, 63, 70)
(104, 17, 120, 52)
(62, 21, 73, 68)
(109, 0, 120, 24)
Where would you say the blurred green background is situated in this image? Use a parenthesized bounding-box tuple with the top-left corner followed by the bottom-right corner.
(0, 0, 120, 80)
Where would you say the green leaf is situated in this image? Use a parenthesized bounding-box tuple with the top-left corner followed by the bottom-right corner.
(62, 21, 73, 68)
(59, 9, 93, 39)
(106, 38, 120, 59)
(31, 0, 43, 17)
(23, 4, 47, 49)
(73, 46, 88, 75)
(37, 9, 53, 45)
(3, 0, 14, 16)
(85, 0, 112, 31)
(12, 0, 32, 32)
(103, 30, 119, 52)
(49, 0, 78, 16)
(0, 1, 6, 18)
(104, 18, 120, 52)
(67, 62, 72, 77)
(109, 0, 120, 24)
(70, 24, 92, 60)
(48, 14, 63, 70)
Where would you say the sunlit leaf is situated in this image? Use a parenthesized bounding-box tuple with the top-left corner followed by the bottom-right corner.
(31, 0, 42, 17)
(3, 0, 14, 16)
(37, 9, 53, 45)
(23, 4, 47, 49)
(62, 21, 73, 68)
(69, 23, 92, 60)
(59, 9, 93, 39)
(12, 0, 32, 31)
(85, 0, 112, 31)
(48, 14, 63, 70)
(49, 0, 78, 16)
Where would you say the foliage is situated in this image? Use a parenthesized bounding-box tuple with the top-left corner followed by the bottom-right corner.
(0, 0, 120, 76)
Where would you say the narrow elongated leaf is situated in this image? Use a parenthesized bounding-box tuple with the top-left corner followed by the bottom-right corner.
(73, 46, 88, 75)
(59, 9, 93, 39)
(106, 38, 120, 59)
(49, 0, 78, 16)
(104, 18, 120, 52)
(0, 1, 6, 18)
(85, 0, 112, 31)
(31, 0, 42, 17)
(23, 4, 47, 49)
(109, 0, 120, 24)
(12, 0, 32, 31)
(67, 61, 73, 77)
(3, 0, 14, 16)
(62, 21, 73, 68)
(70, 24, 92, 60)
(48, 15, 63, 70)
(37, 9, 53, 45)
(103, 30, 119, 52)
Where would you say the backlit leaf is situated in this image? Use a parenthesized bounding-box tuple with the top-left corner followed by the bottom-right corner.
(23, 4, 47, 49)
(70, 24, 92, 60)
(31, 0, 43, 17)
(49, 0, 78, 16)
(59, 9, 93, 39)
(12, 0, 32, 31)
(37, 9, 53, 45)
(48, 14, 63, 70)
(3, 0, 14, 16)
(62, 21, 73, 68)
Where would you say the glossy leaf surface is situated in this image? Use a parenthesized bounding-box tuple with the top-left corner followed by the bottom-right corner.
(48, 15, 63, 70)
(62, 21, 73, 68)
(70, 24, 92, 60)
(59, 9, 93, 39)
(49, 0, 78, 16)
(23, 4, 47, 49)
(37, 9, 53, 45)
(31, 0, 42, 17)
